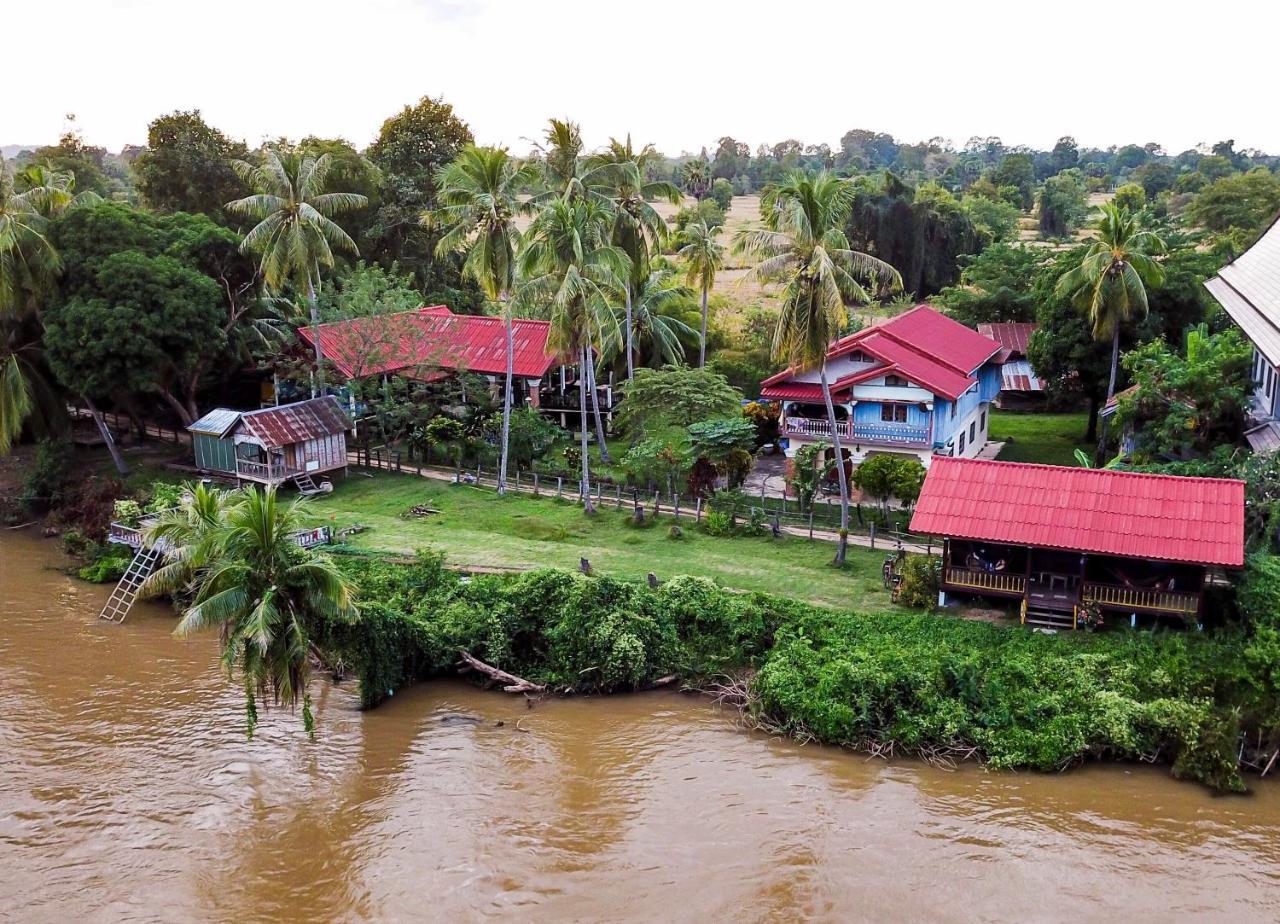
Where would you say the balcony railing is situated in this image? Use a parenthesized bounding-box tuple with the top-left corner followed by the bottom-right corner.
(851, 422, 930, 445)
(235, 458, 298, 482)
(944, 566, 1027, 596)
(1082, 581, 1199, 617)
(782, 417, 853, 440)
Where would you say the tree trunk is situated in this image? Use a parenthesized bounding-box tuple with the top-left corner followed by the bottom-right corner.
(85, 395, 130, 477)
(498, 300, 514, 496)
(1096, 327, 1120, 463)
(308, 276, 324, 397)
(699, 286, 709, 368)
(624, 284, 635, 382)
(157, 388, 196, 427)
(820, 363, 850, 566)
(586, 352, 610, 464)
(1085, 393, 1100, 443)
(579, 347, 595, 513)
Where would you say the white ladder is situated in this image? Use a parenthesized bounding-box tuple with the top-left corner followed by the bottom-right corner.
(292, 472, 331, 496)
(98, 546, 163, 623)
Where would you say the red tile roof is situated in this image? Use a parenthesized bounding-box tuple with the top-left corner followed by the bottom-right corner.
(909, 457, 1245, 567)
(762, 305, 1000, 401)
(297, 306, 559, 381)
(977, 322, 1037, 358)
(237, 397, 351, 448)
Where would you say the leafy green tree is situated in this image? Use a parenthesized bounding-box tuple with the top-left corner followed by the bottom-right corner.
(517, 197, 627, 511)
(318, 261, 421, 321)
(992, 152, 1036, 209)
(710, 178, 733, 211)
(433, 145, 538, 496)
(1038, 169, 1088, 238)
(935, 244, 1047, 326)
(29, 133, 112, 198)
(365, 96, 474, 288)
(1112, 183, 1147, 213)
(851, 454, 900, 515)
(226, 149, 368, 392)
(134, 110, 250, 218)
(680, 157, 711, 201)
(44, 250, 224, 423)
(1187, 170, 1280, 237)
(1055, 204, 1166, 457)
(614, 365, 743, 438)
(677, 218, 724, 366)
(142, 484, 356, 737)
(735, 171, 901, 564)
(1115, 326, 1252, 461)
(960, 192, 1021, 243)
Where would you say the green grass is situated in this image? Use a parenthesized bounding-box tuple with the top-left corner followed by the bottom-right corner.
(990, 410, 1092, 466)
(312, 471, 902, 612)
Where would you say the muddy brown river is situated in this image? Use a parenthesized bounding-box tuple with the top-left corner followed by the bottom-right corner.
(2, 531, 1279, 921)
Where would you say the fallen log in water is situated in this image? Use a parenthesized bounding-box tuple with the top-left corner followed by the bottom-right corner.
(457, 650, 547, 694)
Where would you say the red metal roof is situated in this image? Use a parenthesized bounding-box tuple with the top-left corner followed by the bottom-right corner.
(297, 307, 559, 381)
(762, 305, 1000, 401)
(977, 322, 1037, 358)
(237, 397, 351, 448)
(909, 457, 1245, 567)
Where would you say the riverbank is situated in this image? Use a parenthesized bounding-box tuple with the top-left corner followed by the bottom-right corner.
(320, 551, 1277, 793)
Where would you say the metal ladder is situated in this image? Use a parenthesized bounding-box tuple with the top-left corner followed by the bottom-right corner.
(98, 546, 163, 623)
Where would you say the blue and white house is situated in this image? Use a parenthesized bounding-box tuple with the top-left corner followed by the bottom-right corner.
(761, 305, 1004, 471)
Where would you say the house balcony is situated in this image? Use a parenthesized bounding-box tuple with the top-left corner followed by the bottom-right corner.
(1081, 581, 1199, 617)
(235, 458, 302, 484)
(940, 568, 1201, 620)
(782, 416, 931, 447)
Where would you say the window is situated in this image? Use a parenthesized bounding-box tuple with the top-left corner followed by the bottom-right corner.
(958, 433, 966, 454)
(980, 409, 987, 431)
(969, 421, 976, 443)
(880, 404, 908, 423)
(848, 350, 870, 363)
(884, 374, 909, 387)
(950, 401, 956, 419)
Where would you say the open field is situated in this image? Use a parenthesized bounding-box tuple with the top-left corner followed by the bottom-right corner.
(314, 470, 903, 612)
(991, 410, 1092, 466)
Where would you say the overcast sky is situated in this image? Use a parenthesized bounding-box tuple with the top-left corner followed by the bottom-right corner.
(7, 0, 1274, 156)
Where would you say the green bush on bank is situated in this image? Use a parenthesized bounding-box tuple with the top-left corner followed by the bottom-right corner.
(319, 554, 1277, 791)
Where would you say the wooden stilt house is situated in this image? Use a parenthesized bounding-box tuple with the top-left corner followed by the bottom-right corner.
(187, 396, 351, 487)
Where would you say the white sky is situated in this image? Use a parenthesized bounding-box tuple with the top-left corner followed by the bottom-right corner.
(7, 0, 1276, 156)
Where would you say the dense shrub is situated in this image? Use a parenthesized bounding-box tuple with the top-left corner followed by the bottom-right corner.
(77, 547, 132, 583)
(21, 439, 73, 514)
(895, 554, 940, 609)
(315, 555, 1277, 791)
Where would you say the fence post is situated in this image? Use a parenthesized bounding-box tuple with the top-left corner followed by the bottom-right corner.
(514, 469, 520, 491)
(870, 522, 876, 549)
(615, 484, 622, 509)
(557, 476, 563, 499)
(696, 497, 703, 523)
(533, 473, 540, 496)
(375, 449, 382, 469)
(476, 463, 482, 485)
(808, 510, 814, 540)
(674, 494, 680, 520)
(395, 452, 401, 472)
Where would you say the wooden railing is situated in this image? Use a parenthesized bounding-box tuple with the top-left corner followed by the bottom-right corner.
(1082, 582, 1199, 617)
(235, 458, 297, 481)
(782, 417, 853, 439)
(944, 566, 1027, 596)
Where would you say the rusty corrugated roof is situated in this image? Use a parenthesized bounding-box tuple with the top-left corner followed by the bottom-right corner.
(237, 397, 350, 448)
(909, 457, 1245, 567)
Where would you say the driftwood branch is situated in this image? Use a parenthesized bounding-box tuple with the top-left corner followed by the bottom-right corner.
(457, 650, 546, 694)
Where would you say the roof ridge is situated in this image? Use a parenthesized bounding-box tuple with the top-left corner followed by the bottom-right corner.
(936, 455, 1246, 487)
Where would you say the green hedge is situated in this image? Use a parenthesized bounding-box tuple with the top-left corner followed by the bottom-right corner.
(318, 553, 1277, 791)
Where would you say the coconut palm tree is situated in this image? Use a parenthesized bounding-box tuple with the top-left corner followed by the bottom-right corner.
(677, 218, 724, 367)
(585, 137, 681, 382)
(433, 146, 539, 496)
(1055, 203, 1166, 459)
(517, 197, 628, 512)
(143, 484, 356, 738)
(226, 150, 368, 394)
(604, 268, 697, 369)
(734, 171, 901, 565)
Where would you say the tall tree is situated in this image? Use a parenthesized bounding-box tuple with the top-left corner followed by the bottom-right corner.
(1055, 204, 1166, 459)
(226, 150, 368, 393)
(677, 218, 724, 367)
(585, 136, 680, 381)
(142, 484, 356, 738)
(134, 110, 250, 218)
(734, 171, 901, 565)
(606, 269, 696, 370)
(433, 146, 538, 496)
(517, 197, 627, 512)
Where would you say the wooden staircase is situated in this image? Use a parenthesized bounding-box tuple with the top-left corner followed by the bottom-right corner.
(292, 472, 332, 496)
(1023, 605, 1077, 631)
(98, 546, 163, 623)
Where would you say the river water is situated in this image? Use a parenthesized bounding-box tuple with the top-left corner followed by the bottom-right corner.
(2, 531, 1279, 922)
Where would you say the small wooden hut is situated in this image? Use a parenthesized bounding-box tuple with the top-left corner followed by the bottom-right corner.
(187, 396, 351, 487)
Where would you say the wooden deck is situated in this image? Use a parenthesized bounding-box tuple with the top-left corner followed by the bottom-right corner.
(943, 566, 1200, 620)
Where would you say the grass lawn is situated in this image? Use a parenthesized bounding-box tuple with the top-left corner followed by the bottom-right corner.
(313, 471, 902, 612)
(990, 410, 1092, 467)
